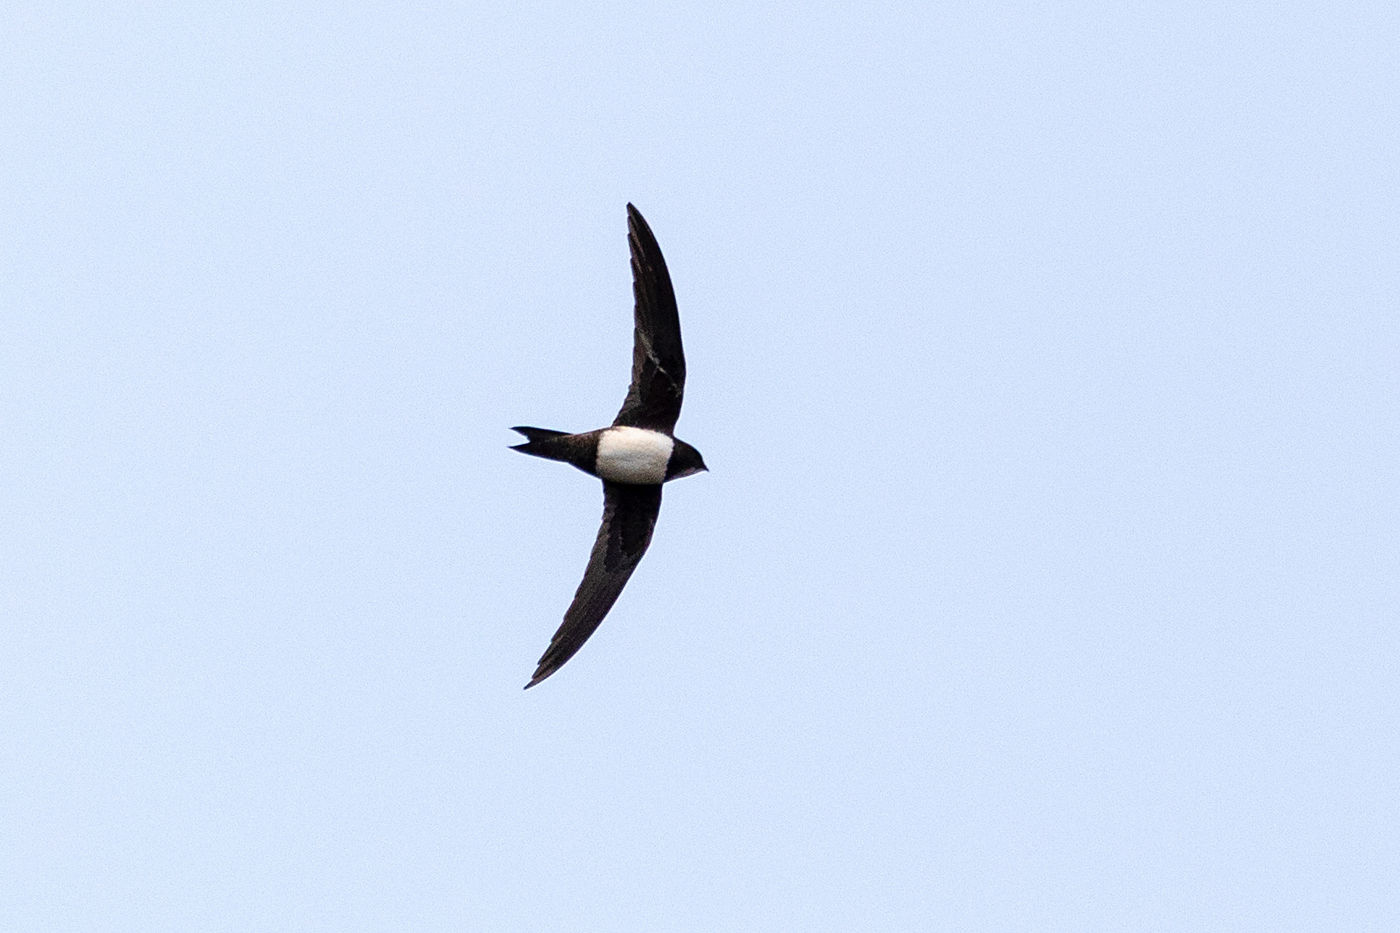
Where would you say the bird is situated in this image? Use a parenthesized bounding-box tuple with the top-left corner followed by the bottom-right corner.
(511, 204, 707, 689)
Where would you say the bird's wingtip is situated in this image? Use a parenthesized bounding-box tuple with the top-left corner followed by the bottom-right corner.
(524, 657, 559, 689)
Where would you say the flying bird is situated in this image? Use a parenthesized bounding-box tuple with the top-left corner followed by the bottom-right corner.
(512, 204, 707, 688)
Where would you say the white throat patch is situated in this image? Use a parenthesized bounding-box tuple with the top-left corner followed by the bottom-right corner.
(595, 427, 674, 484)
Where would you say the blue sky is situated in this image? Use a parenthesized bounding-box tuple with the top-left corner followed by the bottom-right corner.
(3, 3, 1397, 929)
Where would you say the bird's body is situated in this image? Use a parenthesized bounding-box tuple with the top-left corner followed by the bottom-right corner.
(595, 426, 675, 484)
(511, 204, 706, 688)
(511, 426, 705, 485)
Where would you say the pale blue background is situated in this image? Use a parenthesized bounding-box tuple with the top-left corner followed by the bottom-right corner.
(4, 3, 1398, 930)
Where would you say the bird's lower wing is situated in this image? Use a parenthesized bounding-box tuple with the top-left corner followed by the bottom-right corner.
(525, 481, 663, 688)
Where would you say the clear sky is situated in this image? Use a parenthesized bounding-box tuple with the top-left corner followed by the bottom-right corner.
(3, 3, 1397, 930)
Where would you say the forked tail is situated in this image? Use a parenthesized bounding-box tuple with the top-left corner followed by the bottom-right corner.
(509, 426, 583, 466)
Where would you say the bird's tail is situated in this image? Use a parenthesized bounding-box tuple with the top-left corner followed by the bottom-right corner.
(509, 426, 577, 462)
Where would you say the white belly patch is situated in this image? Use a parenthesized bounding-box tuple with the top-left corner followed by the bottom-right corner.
(595, 427, 673, 484)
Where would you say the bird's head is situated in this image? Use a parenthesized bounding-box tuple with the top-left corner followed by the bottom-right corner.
(666, 439, 708, 480)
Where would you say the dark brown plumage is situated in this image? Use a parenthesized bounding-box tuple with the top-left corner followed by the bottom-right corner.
(512, 204, 707, 688)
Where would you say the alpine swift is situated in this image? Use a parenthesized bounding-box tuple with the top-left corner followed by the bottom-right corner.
(512, 204, 707, 688)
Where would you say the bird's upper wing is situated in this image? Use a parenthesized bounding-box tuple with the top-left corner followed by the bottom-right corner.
(525, 481, 663, 688)
(613, 203, 686, 432)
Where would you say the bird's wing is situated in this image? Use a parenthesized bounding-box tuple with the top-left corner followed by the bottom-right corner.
(525, 481, 663, 688)
(612, 203, 686, 432)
